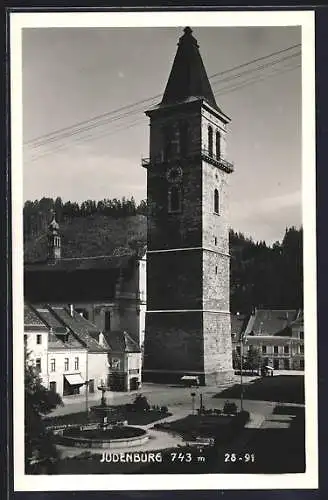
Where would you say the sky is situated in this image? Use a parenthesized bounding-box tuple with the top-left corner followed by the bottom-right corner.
(22, 24, 302, 245)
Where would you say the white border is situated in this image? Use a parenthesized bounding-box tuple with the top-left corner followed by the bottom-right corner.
(11, 10, 318, 491)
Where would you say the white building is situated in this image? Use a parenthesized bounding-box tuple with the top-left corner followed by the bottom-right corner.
(24, 302, 141, 398)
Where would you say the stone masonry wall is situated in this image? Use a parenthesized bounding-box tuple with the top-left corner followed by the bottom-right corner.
(144, 311, 204, 373)
(203, 311, 233, 383)
(147, 250, 202, 310)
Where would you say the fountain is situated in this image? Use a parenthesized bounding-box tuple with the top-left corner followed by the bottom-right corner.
(53, 381, 149, 449)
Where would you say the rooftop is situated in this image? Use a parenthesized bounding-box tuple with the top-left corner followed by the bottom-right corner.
(158, 27, 223, 114)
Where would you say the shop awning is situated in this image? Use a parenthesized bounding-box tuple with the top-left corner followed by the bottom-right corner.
(64, 373, 85, 385)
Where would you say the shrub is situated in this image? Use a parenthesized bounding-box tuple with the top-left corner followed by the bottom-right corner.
(133, 394, 150, 412)
(160, 406, 168, 414)
(223, 401, 238, 415)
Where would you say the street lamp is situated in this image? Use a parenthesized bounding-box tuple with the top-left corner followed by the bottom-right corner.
(190, 392, 196, 415)
(240, 331, 247, 412)
(84, 379, 91, 419)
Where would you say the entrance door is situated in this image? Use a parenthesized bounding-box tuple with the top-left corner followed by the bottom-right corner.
(49, 381, 57, 393)
(89, 379, 95, 393)
(273, 359, 279, 370)
(284, 359, 290, 370)
(130, 377, 139, 391)
(63, 376, 81, 396)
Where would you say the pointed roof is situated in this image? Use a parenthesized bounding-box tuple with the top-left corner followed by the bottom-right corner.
(160, 27, 220, 112)
(48, 214, 59, 233)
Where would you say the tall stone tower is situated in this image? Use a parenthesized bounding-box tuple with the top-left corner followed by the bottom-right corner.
(47, 214, 61, 262)
(143, 27, 234, 385)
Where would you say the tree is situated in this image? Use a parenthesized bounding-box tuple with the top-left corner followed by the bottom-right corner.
(132, 394, 150, 412)
(245, 345, 262, 374)
(25, 352, 63, 474)
(232, 349, 241, 370)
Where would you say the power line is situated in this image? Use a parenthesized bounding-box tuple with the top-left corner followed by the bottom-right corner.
(24, 43, 301, 147)
(25, 51, 300, 151)
(26, 62, 300, 163)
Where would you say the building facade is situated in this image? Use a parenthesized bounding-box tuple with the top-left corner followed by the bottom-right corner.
(24, 219, 146, 353)
(143, 27, 234, 385)
(24, 302, 141, 397)
(231, 309, 304, 371)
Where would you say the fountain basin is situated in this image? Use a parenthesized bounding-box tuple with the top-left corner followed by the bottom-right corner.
(55, 425, 149, 449)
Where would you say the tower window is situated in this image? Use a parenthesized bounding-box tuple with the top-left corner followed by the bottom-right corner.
(163, 125, 173, 160)
(214, 236, 217, 245)
(216, 130, 221, 159)
(180, 121, 189, 156)
(168, 186, 182, 213)
(105, 311, 111, 331)
(214, 189, 219, 214)
(208, 126, 213, 157)
(215, 266, 218, 274)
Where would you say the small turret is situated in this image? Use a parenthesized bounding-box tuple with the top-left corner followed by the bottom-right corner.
(47, 213, 61, 262)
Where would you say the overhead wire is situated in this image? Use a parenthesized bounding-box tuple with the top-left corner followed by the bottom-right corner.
(27, 62, 301, 163)
(24, 43, 301, 148)
(25, 50, 301, 162)
(25, 51, 300, 152)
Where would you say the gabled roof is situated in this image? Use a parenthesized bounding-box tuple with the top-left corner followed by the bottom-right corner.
(159, 27, 221, 113)
(29, 304, 84, 349)
(24, 303, 48, 332)
(245, 309, 299, 336)
(32, 305, 69, 335)
(49, 306, 108, 353)
(106, 330, 140, 353)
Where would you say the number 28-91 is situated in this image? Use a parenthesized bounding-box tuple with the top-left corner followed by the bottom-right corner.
(224, 453, 255, 463)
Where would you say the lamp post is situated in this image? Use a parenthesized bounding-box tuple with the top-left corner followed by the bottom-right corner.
(191, 392, 196, 415)
(240, 332, 247, 412)
(84, 380, 90, 419)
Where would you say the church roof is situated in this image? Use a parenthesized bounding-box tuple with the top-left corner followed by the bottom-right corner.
(24, 254, 134, 272)
(160, 27, 221, 112)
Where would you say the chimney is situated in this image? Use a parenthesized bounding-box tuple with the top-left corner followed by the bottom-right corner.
(69, 304, 74, 317)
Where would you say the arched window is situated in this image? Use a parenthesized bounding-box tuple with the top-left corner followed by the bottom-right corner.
(208, 126, 213, 157)
(214, 189, 219, 214)
(216, 131, 221, 159)
(168, 186, 182, 213)
(180, 121, 189, 157)
(163, 125, 173, 161)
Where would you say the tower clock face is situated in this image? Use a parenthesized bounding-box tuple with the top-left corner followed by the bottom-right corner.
(166, 166, 183, 183)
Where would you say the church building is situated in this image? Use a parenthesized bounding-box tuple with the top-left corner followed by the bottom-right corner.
(143, 27, 234, 385)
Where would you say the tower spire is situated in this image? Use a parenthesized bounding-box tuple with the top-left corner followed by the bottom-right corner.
(160, 26, 220, 111)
